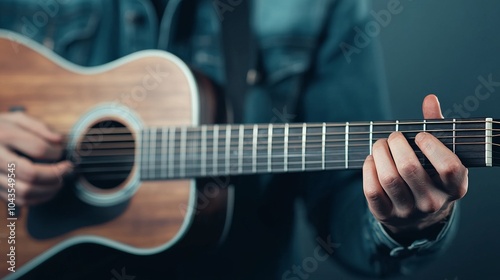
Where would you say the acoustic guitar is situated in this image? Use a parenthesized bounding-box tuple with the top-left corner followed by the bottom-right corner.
(0, 30, 498, 279)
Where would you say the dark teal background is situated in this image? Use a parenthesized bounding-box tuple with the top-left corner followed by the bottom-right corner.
(295, 1, 500, 279)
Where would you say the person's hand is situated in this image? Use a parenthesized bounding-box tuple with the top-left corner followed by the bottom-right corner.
(0, 112, 72, 206)
(363, 94, 468, 236)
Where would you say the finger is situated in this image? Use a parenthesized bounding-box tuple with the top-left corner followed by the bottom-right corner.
(388, 132, 448, 213)
(363, 155, 393, 220)
(415, 132, 468, 200)
(0, 124, 64, 160)
(0, 146, 73, 184)
(0, 178, 60, 206)
(0, 112, 62, 143)
(372, 138, 415, 216)
(422, 94, 444, 119)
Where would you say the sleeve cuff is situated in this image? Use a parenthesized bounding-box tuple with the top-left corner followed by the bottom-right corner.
(368, 203, 459, 259)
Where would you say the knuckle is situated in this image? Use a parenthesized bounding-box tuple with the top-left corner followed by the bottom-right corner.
(21, 165, 38, 184)
(31, 142, 50, 159)
(417, 200, 441, 214)
(363, 188, 381, 204)
(442, 159, 466, 181)
(458, 182, 468, 198)
(417, 133, 433, 152)
(449, 183, 468, 200)
(15, 198, 26, 207)
(399, 161, 420, 178)
(373, 213, 391, 224)
(15, 182, 31, 201)
(397, 207, 413, 219)
(0, 123, 13, 141)
(380, 173, 402, 190)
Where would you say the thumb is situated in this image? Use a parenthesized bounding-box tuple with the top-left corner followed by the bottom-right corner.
(422, 94, 444, 119)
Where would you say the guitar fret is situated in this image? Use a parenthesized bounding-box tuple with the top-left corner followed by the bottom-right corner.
(225, 125, 231, 175)
(452, 119, 456, 153)
(423, 120, 427, 166)
(142, 130, 149, 179)
(486, 118, 493, 167)
(324, 125, 343, 170)
(201, 126, 207, 176)
(349, 123, 370, 169)
(238, 125, 244, 174)
(395, 120, 399, 132)
(321, 122, 326, 170)
(191, 130, 198, 176)
(345, 122, 349, 169)
(168, 127, 175, 178)
(284, 123, 289, 172)
(302, 123, 306, 171)
(150, 128, 156, 179)
(212, 125, 219, 175)
(180, 127, 187, 178)
(369, 121, 373, 155)
(161, 128, 168, 179)
(252, 124, 258, 173)
(455, 118, 489, 167)
(268, 124, 273, 173)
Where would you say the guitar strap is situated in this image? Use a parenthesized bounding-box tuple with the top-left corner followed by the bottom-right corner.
(220, 0, 257, 123)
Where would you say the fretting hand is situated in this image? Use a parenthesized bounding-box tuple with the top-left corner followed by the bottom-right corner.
(363, 94, 468, 236)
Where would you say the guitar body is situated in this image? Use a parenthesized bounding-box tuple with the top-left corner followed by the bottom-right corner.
(1, 29, 499, 280)
(0, 31, 231, 278)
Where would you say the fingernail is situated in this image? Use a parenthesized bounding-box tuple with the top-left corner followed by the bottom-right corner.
(387, 131, 401, 143)
(415, 132, 426, 143)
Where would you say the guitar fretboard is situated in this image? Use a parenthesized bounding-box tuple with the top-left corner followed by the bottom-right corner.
(139, 118, 498, 180)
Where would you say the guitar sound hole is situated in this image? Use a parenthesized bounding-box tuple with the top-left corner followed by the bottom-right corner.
(77, 120, 135, 190)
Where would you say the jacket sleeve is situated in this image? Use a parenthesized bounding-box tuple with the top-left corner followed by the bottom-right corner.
(298, 0, 459, 276)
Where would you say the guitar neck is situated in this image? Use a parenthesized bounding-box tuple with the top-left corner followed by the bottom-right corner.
(139, 118, 499, 180)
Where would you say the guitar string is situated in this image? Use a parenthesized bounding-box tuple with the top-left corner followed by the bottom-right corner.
(77, 146, 500, 165)
(83, 156, 499, 180)
(69, 142, 500, 163)
(71, 149, 500, 168)
(74, 119, 500, 131)
(68, 137, 500, 159)
(73, 142, 499, 174)
(70, 133, 500, 151)
(50, 119, 500, 137)
(77, 150, 500, 168)
(82, 154, 493, 174)
(79, 152, 499, 174)
(73, 143, 500, 162)
(69, 129, 500, 146)
(79, 146, 500, 177)
(66, 126, 500, 139)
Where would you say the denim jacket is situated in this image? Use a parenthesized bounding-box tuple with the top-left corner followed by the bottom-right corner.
(0, 0, 457, 279)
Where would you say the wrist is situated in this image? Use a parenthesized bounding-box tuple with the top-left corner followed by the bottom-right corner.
(384, 203, 455, 246)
